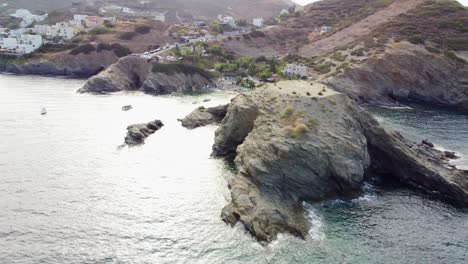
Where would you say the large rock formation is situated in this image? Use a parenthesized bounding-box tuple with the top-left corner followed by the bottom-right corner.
(125, 120, 164, 146)
(0, 50, 121, 77)
(326, 42, 468, 111)
(210, 81, 467, 242)
(179, 104, 229, 129)
(78, 56, 213, 94)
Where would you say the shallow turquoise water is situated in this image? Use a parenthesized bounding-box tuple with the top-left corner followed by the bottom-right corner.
(0, 74, 467, 263)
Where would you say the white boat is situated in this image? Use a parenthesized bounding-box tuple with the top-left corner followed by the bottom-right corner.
(122, 105, 133, 111)
(41, 108, 47, 115)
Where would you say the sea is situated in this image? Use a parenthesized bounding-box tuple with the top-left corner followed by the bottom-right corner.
(0, 74, 467, 264)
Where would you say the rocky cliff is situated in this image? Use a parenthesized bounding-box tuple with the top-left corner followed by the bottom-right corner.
(325, 42, 468, 110)
(222, 0, 468, 111)
(78, 56, 213, 94)
(0, 50, 121, 77)
(206, 81, 467, 242)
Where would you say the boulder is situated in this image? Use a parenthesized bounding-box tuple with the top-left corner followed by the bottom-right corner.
(125, 120, 164, 146)
(179, 104, 229, 129)
(211, 81, 468, 242)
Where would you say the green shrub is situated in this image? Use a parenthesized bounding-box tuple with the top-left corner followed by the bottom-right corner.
(313, 63, 332, 74)
(96, 43, 112, 52)
(69, 44, 96, 55)
(282, 106, 295, 119)
(111, 44, 131, 57)
(408, 35, 425, 45)
(36, 43, 78, 53)
(120, 31, 137, 40)
(444, 51, 466, 64)
(308, 118, 320, 127)
(89, 27, 114, 35)
(330, 52, 347, 62)
(447, 38, 468, 51)
(152, 63, 212, 79)
(135, 25, 152, 34)
(292, 123, 309, 137)
(425, 46, 441, 54)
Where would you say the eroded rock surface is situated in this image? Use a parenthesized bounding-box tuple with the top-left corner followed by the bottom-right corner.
(78, 56, 213, 95)
(209, 81, 467, 242)
(179, 104, 229, 129)
(125, 120, 164, 146)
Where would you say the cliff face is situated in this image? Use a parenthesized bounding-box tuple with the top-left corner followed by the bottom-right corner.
(221, 0, 468, 111)
(0, 50, 121, 77)
(326, 43, 468, 110)
(209, 81, 467, 242)
(78, 56, 213, 94)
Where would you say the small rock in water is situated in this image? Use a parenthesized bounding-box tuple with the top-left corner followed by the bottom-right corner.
(444, 151, 459, 160)
(421, 139, 435, 148)
(125, 120, 164, 146)
(203, 98, 211, 102)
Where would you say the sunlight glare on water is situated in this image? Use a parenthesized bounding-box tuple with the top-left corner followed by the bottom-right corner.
(0, 74, 467, 264)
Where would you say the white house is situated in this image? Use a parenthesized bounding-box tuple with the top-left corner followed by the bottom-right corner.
(253, 18, 264, 27)
(33, 25, 49, 35)
(104, 16, 117, 23)
(220, 16, 236, 28)
(56, 25, 77, 40)
(11, 9, 47, 28)
(73, 14, 88, 22)
(153, 12, 165, 22)
(0, 34, 43, 54)
(1, 37, 18, 50)
(84, 16, 104, 28)
(280, 9, 290, 17)
(283, 63, 308, 77)
(320, 26, 332, 34)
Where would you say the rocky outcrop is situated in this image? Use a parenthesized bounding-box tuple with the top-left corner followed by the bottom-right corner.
(179, 104, 229, 129)
(326, 42, 468, 111)
(0, 50, 120, 77)
(209, 81, 467, 242)
(125, 120, 164, 146)
(78, 56, 213, 94)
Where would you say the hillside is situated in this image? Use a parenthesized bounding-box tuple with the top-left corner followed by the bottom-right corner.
(0, 0, 79, 11)
(103, 0, 294, 20)
(219, 0, 468, 110)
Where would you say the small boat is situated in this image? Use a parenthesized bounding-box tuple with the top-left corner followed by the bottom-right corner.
(122, 105, 133, 111)
(41, 108, 47, 115)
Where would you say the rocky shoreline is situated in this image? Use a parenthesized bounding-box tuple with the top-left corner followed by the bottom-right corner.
(0, 50, 122, 78)
(182, 80, 468, 243)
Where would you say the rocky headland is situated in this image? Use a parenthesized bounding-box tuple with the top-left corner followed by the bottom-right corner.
(125, 120, 164, 146)
(185, 80, 468, 242)
(78, 56, 213, 95)
(0, 48, 125, 77)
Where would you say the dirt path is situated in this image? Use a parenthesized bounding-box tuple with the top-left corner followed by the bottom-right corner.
(299, 0, 424, 57)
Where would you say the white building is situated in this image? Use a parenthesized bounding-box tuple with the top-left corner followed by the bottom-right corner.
(280, 9, 290, 17)
(253, 18, 264, 27)
(33, 25, 49, 35)
(220, 16, 236, 28)
(1, 37, 18, 50)
(283, 63, 308, 77)
(0, 34, 43, 54)
(320, 26, 332, 34)
(11, 9, 47, 28)
(153, 12, 165, 22)
(73, 14, 88, 22)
